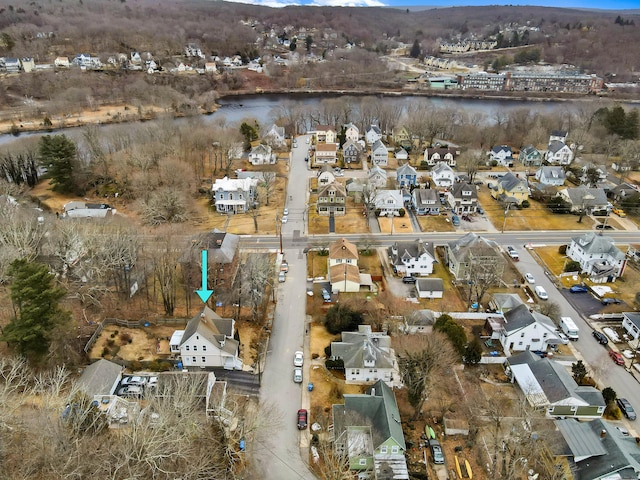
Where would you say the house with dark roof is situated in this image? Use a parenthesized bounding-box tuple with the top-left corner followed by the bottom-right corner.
(365, 125, 383, 145)
(489, 145, 513, 166)
(609, 182, 639, 204)
(170, 306, 242, 370)
(557, 186, 609, 214)
(330, 325, 399, 386)
(396, 163, 417, 187)
(498, 304, 562, 354)
(76, 359, 124, 399)
(342, 139, 363, 164)
(549, 130, 568, 144)
(567, 232, 627, 283)
(489, 293, 524, 314)
(554, 418, 640, 479)
(423, 146, 459, 167)
(491, 172, 529, 205)
(332, 380, 409, 479)
(622, 312, 640, 340)
(371, 139, 389, 166)
(445, 232, 506, 281)
(416, 278, 444, 299)
(411, 188, 439, 215)
(317, 182, 347, 217)
(507, 351, 605, 418)
(248, 144, 275, 165)
(329, 238, 360, 292)
(520, 145, 543, 167)
(388, 239, 436, 277)
(448, 181, 478, 214)
(535, 166, 566, 186)
(546, 140, 574, 165)
(263, 124, 286, 148)
(401, 310, 436, 334)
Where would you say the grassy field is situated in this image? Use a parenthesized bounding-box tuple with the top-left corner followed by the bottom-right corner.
(415, 213, 456, 232)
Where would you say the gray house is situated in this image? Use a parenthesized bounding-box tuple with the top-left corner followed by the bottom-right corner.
(520, 145, 543, 167)
(342, 140, 362, 164)
(387, 239, 436, 277)
(445, 232, 505, 281)
(212, 177, 258, 214)
(76, 359, 124, 399)
(411, 188, 439, 215)
(448, 181, 478, 214)
(535, 166, 566, 186)
(371, 140, 389, 166)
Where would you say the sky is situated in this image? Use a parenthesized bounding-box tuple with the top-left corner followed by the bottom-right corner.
(226, 0, 639, 10)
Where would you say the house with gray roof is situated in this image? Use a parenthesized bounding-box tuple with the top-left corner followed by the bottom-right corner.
(549, 130, 568, 143)
(622, 312, 640, 340)
(365, 125, 383, 145)
(489, 293, 524, 314)
(317, 182, 347, 217)
(489, 145, 513, 166)
(76, 359, 124, 399)
(63, 201, 115, 219)
(342, 139, 363, 164)
(170, 306, 242, 370)
(371, 139, 389, 166)
(248, 144, 275, 165)
(374, 190, 404, 217)
(491, 172, 529, 205)
(554, 418, 640, 479)
(396, 163, 417, 188)
(401, 310, 436, 334)
(332, 380, 409, 479)
(444, 232, 506, 281)
(557, 186, 609, 214)
(566, 232, 627, 282)
(448, 181, 478, 214)
(431, 161, 456, 188)
(330, 325, 399, 386)
(507, 351, 605, 418)
(388, 239, 436, 277)
(317, 165, 336, 186)
(498, 304, 562, 354)
(535, 166, 566, 186)
(368, 165, 387, 188)
(263, 124, 286, 148)
(546, 140, 574, 165)
(416, 278, 444, 299)
(411, 188, 439, 215)
(609, 182, 638, 204)
(520, 145, 543, 167)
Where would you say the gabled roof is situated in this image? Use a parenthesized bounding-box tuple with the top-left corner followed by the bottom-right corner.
(185, 228, 239, 264)
(396, 163, 417, 177)
(412, 188, 438, 205)
(492, 293, 524, 311)
(497, 172, 527, 192)
(406, 309, 435, 327)
(374, 190, 403, 207)
(329, 238, 358, 261)
(424, 146, 460, 157)
(447, 232, 501, 263)
(560, 186, 608, 206)
(316, 124, 335, 132)
(251, 143, 271, 155)
(330, 263, 360, 285)
(538, 166, 566, 179)
(366, 125, 382, 135)
(319, 164, 334, 175)
(316, 143, 337, 153)
(388, 240, 435, 266)
(623, 312, 640, 329)
(570, 232, 625, 261)
(344, 122, 359, 132)
(491, 145, 512, 154)
(431, 162, 455, 176)
(77, 359, 123, 397)
(416, 278, 443, 292)
(342, 139, 361, 152)
(318, 181, 346, 198)
(503, 304, 556, 334)
(450, 181, 477, 199)
(521, 145, 541, 156)
(372, 139, 387, 153)
(266, 124, 284, 137)
(368, 165, 387, 179)
(548, 139, 569, 153)
(332, 333, 394, 370)
(550, 129, 568, 138)
(212, 176, 258, 192)
(180, 306, 238, 355)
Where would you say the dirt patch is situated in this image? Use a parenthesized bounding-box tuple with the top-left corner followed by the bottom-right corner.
(378, 216, 413, 234)
(416, 213, 456, 232)
(89, 324, 180, 362)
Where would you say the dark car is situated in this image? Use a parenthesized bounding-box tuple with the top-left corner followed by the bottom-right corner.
(429, 439, 444, 464)
(570, 285, 588, 293)
(601, 297, 622, 305)
(617, 398, 636, 420)
(592, 331, 609, 345)
(402, 276, 417, 284)
(297, 409, 308, 429)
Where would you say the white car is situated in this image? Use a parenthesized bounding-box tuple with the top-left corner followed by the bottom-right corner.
(281, 215, 288, 224)
(121, 376, 146, 386)
(525, 273, 535, 284)
(293, 368, 303, 383)
(293, 351, 304, 367)
(557, 332, 570, 345)
(283, 208, 289, 216)
(117, 385, 143, 397)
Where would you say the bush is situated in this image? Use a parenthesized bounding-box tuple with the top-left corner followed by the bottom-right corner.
(564, 260, 581, 273)
(120, 333, 132, 345)
(101, 347, 109, 357)
(605, 403, 622, 419)
(324, 345, 332, 357)
(398, 208, 406, 217)
(324, 304, 363, 334)
(128, 360, 143, 372)
(148, 360, 173, 372)
(106, 339, 115, 347)
(325, 358, 345, 370)
(311, 353, 319, 360)
(520, 200, 530, 208)
(558, 244, 567, 254)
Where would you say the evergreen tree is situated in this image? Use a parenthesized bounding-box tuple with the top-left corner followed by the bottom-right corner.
(571, 360, 588, 385)
(409, 39, 421, 58)
(239, 122, 259, 150)
(1, 259, 70, 359)
(305, 36, 313, 54)
(463, 339, 483, 365)
(38, 134, 78, 194)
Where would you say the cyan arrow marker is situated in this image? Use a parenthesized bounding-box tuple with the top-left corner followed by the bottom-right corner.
(196, 250, 213, 304)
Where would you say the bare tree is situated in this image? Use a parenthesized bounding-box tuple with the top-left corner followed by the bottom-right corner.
(0, 201, 46, 281)
(238, 253, 272, 323)
(361, 181, 378, 220)
(151, 231, 181, 315)
(259, 172, 276, 206)
(457, 150, 484, 183)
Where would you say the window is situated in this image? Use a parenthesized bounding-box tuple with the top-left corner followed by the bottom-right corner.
(185, 346, 190, 351)
(380, 446, 388, 454)
(359, 459, 367, 466)
(391, 446, 399, 454)
(192, 357, 196, 363)
(196, 335, 199, 340)
(202, 345, 207, 351)
(202, 357, 206, 363)
(193, 346, 197, 351)
(518, 341, 523, 346)
(521, 333, 525, 337)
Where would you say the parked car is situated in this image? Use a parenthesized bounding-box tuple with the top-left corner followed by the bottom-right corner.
(601, 297, 621, 305)
(293, 351, 304, 367)
(617, 398, 636, 420)
(613, 207, 626, 217)
(322, 288, 332, 302)
(534, 285, 548, 300)
(507, 246, 519, 261)
(524, 273, 535, 284)
(429, 439, 444, 464)
(609, 350, 625, 366)
(570, 284, 588, 293)
(592, 331, 609, 345)
(596, 224, 614, 230)
(279, 271, 286, 283)
(451, 214, 460, 226)
(293, 141, 297, 148)
(121, 376, 146, 386)
(557, 332, 570, 345)
(281, 215, 288, 224)
(283, 208, 289, 216)
(293, 368, 303, 383)
(297, 409, 308, 429)
(117, 385, 143, 398)
(477, 206, 485, 214)
(402, 276, 417, 284)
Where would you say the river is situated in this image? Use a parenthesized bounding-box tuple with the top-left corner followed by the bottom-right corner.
(0, 93, 618, 148)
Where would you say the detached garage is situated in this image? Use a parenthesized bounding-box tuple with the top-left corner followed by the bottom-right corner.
(416, 278, 444, 299)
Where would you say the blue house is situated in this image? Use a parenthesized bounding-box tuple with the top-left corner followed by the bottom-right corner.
(396, 163, 418, 188)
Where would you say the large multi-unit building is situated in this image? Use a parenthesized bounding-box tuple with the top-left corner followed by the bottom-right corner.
(458, 71, 603, 94)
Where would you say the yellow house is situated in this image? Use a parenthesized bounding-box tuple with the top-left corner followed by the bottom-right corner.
(491, 172, 529, 205)
(315, 125, 337, 144)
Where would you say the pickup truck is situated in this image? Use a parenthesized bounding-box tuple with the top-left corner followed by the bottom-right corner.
(507, 246, 519, 261)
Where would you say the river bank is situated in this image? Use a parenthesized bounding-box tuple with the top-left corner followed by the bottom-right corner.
(0, 87, 635, 138)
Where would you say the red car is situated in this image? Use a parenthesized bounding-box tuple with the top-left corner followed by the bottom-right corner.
(297, 409, 308, 430)
(609, 350, 625, 366)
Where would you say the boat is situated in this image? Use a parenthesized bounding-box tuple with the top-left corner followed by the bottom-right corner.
(429, 426, 436, 439)
(465, 459, 473, 479)
(424, 424, 436, 439)
(455, 456, 462, 479)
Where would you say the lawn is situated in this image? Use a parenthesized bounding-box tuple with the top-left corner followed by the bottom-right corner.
(477, 187, 597, 231)
(308, 186, 369, 235)
(415, 213, 456, 232)
(379, 216, 413, 234)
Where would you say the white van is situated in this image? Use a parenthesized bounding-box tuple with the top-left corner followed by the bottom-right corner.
(534, 285, 548, 300)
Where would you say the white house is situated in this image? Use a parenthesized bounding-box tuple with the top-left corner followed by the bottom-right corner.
(328, 238, 360, 293)
(395, 148, 409, 161)
(490, 145, 513, 166)
(535, 166, 566, 186)
(622, 312, 640, 340)
(315, 143, 338, 164)
(315, 125, 337, 144)
(498, 304, 562, 354)
(374, 190, 404, 216)
(423, 147, 459, 167)
(170, 306, 243, 370)
(371, 139, 389, 166)
(416, 278, 444, 299)
(54, 56, 70, 68)
(263, 124, 286, 148)
(63, 201, 115, 219)
(546, 140, 574, 165)
(368, 165, 387, 188)
(344, 122, 360, 142)
(549, 130, 568, 144)
(431, 162, 456, 188)
(317, 165, 336, 186)
(248, 144, 275, 165)
(330, 325, 399, 386)
(566, 232, 627, 283)
(211, 176, 258, 214)
(388, 239, 436, 277)
(365, 125, 383, 145)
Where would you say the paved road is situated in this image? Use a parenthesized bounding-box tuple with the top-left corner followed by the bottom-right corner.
(252, 135, 314, 480)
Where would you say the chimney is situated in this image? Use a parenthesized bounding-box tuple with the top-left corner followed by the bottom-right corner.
(600, 430, 607, 439)
(370, 388, 376, 396)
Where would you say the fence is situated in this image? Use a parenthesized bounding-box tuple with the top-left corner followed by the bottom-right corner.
(83, 317, 189, 353)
